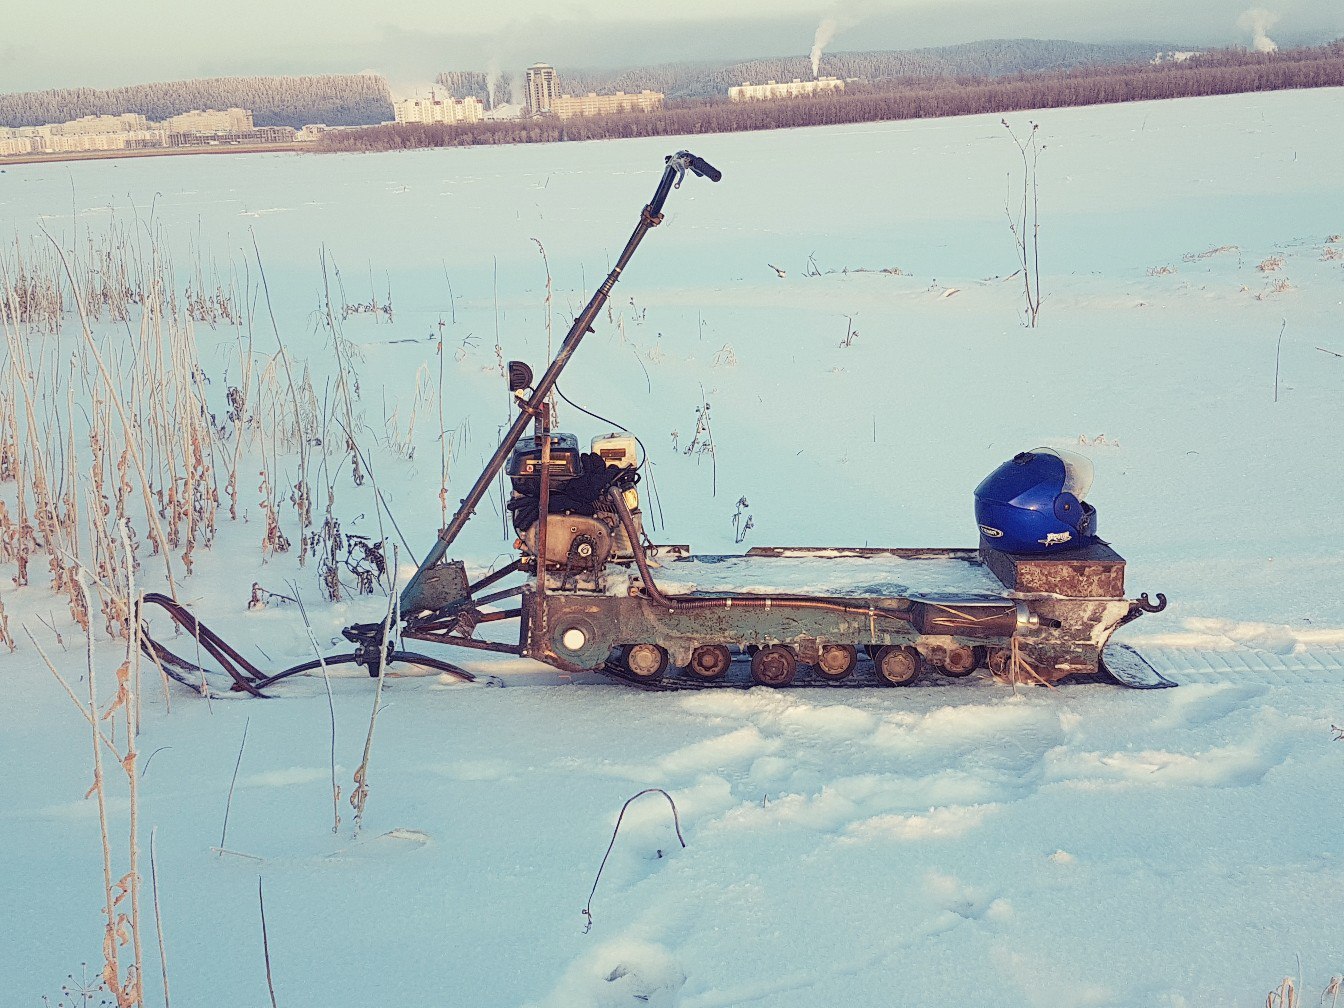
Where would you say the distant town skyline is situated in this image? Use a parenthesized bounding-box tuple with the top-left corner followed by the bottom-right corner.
(3, 0, 1341, 94)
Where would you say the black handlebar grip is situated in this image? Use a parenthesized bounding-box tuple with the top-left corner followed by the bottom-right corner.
(689, 154, 722, 182)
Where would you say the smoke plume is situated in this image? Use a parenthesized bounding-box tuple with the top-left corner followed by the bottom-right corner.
(1237, 8, 1280, 53)
(809, 4, 870, 78)
(810, 18, 838, 78)
(486, 57, 499, 110)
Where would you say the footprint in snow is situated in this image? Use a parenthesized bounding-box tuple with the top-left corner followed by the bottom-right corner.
(532, 939, 686, 1008)
(1155, 683, 1268, 730)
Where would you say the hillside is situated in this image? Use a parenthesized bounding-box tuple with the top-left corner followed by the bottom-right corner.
(559, 38, 1182, 99)
(3, 86, 1344, 1006)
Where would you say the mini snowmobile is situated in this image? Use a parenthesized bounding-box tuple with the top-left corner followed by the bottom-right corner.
(140, 150, 1169, 695)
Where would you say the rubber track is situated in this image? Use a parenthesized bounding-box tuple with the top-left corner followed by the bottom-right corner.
(597, 658, 1034, 692)
(596, 645, 1344, 692)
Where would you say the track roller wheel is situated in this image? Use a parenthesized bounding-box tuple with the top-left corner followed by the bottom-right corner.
(623, 643, 669, 682)
(873, 645, 925, 687)
(751, 644, 797, 687)
(939, 644, 981, 678)
(688, 644, 732, 680)
(816, 643, 858, 680)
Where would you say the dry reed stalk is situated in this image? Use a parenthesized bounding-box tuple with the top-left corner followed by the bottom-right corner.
(291, 585, 341, 834)
(224, 302, 257, 521)
(0, 373, 18, 483)
(258, 877, 279, 1008)
(33, 535, 145, 1005)
(253, 237, 314, 550)
(349, 447, 397, 842)
(1267, 976, 1296, 1008)
(4, 324, 79, 613)
(0, 591, 14, 651)
(436, 334, 448, 528)
(43, 231, 179, 600)
(219, 718, 250, 855)
(148, 828, 170, 1008)
(74, 568, 142, 1003)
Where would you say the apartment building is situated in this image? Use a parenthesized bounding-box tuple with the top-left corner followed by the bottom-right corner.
(59, 113, 151, 134)
(0, 106, 299, 157)
(392, 94, 484, 125)
(728, 77, 845, 102)
(161, 108, 253, 132)
(525, 63, 558, 115)
(550, 90, 664, 120)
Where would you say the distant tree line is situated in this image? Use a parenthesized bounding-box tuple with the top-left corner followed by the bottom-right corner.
(0, 74, 393, 129)
(424, 39, 1171, 109)
(433, 71, 517, 106)
(319, 43, 1344, 153)
(557, 39, 1179, 100)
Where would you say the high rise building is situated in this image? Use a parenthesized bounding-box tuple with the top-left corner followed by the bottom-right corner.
(525, 63, 558, 115)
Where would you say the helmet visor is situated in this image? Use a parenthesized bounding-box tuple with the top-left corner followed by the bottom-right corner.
(1033, 447, 1094, 500)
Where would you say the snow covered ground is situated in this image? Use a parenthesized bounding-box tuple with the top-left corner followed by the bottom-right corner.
(4, 87, 1344, 1006)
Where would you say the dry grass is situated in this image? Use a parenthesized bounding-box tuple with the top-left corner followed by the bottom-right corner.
(1, 219, 389, 629)
(1183, 244, 1239, 262)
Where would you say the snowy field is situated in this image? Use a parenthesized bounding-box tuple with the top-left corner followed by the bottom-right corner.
(4, 87, 1344, 1006)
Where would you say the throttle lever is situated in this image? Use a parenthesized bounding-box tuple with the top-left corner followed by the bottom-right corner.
(666, 153, 689, 190)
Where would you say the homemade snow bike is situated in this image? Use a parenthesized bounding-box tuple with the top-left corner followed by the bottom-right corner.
(139, 149, 1170, 695)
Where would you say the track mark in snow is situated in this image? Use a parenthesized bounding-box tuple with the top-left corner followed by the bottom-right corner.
(924, 870, 1012, 922)
(1142, 644, 1344, 686)
(680, 908, 968, 1008)
(528, 938, 687, 1008)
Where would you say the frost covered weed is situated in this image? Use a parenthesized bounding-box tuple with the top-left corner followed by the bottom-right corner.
(1183, 244, 1240, 262)
(682, 400, 717, 497)
(731, 497, 753, 544)
(43, 962, 113, 1007)
(1255, 277, 1295, 300)
(1264, 972, 1344, 1008)
(1266, 976, 1297, 1007)
(1257, 255, 1286, 272)
(1002, 118, 1043, 327)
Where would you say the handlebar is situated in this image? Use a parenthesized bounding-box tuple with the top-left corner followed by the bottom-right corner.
(646, 149, 722, 217)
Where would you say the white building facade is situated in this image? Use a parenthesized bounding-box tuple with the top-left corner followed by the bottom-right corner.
(729, 77, 845, 102)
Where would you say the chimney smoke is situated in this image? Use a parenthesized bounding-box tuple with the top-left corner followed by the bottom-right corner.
(1237, 7, 1280, 53)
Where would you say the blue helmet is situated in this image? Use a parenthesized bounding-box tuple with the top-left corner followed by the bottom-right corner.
(974, 448, 1098, 554)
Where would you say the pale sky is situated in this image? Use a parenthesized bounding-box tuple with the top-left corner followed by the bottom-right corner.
(3, 0, 1341, 93)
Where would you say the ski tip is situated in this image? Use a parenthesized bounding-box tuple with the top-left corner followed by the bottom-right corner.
(1101, 643, 1179, 689)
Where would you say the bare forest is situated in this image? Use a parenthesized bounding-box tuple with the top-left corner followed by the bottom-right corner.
(0, 74, 393, 129)
(323, 42, 1344, 153)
